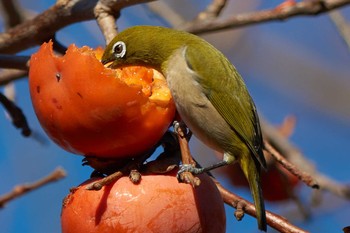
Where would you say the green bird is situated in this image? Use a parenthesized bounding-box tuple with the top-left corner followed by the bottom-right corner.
(101, 25, 267, 231)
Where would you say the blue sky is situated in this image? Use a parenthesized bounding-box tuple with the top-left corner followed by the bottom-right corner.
(1, 1, 350, 232)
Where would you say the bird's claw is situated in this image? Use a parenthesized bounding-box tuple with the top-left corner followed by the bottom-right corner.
(176, 171, 201, 187)
(177, 164, 202, 187)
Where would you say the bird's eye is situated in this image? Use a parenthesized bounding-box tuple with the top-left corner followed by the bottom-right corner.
(112, 41, 126, 58)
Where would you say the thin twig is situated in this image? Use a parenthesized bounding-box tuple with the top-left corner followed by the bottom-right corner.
(193, 0, 227, 21)
(214, 178, 309, 233)
(86, 171, 123, 190)
(0, 92, 31, 136)
(179, 0, 350, 34)
(262, 117, 317, 187)
(148, 0, 227, 28)
(262, 118, 350, 199)
(86, 153, 151, 190)
(0, 167, 66, 208)
(0, 69, 27, 86)
(329, 10, 350, 51)
(264, 141, 319, 189)
(313, 173, 350, 199)
(261, 118, 315, 172)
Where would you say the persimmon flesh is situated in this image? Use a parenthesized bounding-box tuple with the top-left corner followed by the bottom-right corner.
(61, 171, 226, 233)
(29, 41, 175, 158)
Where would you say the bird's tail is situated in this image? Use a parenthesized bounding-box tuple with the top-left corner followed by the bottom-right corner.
(239, 155, 267, 231)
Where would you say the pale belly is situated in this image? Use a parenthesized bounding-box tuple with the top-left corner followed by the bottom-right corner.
(165, 48, 238, 154)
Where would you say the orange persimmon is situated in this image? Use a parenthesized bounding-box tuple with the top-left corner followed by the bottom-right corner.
(61, 171, 226, 233)
(29, 41, 175, 158)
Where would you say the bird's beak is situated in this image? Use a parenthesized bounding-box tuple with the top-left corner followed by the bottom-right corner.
(101, 56, 112, 65)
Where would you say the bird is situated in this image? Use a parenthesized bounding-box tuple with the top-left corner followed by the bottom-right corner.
(101, 25, 267, 231)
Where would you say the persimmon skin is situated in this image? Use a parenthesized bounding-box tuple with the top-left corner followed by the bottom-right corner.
(29, 41, 175, 158)
(61, 172, 226, 233)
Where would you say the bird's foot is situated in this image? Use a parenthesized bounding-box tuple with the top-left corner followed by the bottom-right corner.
(176, 164, 202, 187)
(177, 164, 204, 176)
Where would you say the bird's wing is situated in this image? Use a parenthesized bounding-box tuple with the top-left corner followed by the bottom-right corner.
(184, 44, 266, 168)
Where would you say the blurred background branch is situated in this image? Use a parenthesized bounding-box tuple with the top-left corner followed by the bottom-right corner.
(1, 0, 350, 53)
(329, 10, 350, 50)
(0, 167, 66, 208)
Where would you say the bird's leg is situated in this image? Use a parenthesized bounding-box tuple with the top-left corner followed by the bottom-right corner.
(177, 160, 228, 177)
(173, 120, 230, 181)
(178, 151, 233, 178)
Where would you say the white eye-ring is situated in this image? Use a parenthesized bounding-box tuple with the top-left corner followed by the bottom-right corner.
(112, 41, 126, 58)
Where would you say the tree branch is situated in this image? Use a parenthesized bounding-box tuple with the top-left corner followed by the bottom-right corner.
(0, 69, 27, 85)
(0, 167, 66, 208)
(264, 141, 319, 189)
(0, 54, 29, 70)
(194, 0, 227, 21)
(329, 10, 350, 51)
(1, 0, 349, 54)
(179, 0, 350, 34)
(0, 0, 26, 29)
(214, 179, 309, 233)
(0, 92, 31, 136)
(262, 118, 350, 200)
(0, 0, 155, 54)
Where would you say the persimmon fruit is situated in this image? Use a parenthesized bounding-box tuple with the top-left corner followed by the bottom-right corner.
(61, 171, 226, 233)
(29, 41, 175, 158)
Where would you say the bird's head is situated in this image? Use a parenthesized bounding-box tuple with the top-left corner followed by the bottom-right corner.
(101, 25, 197, 71)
